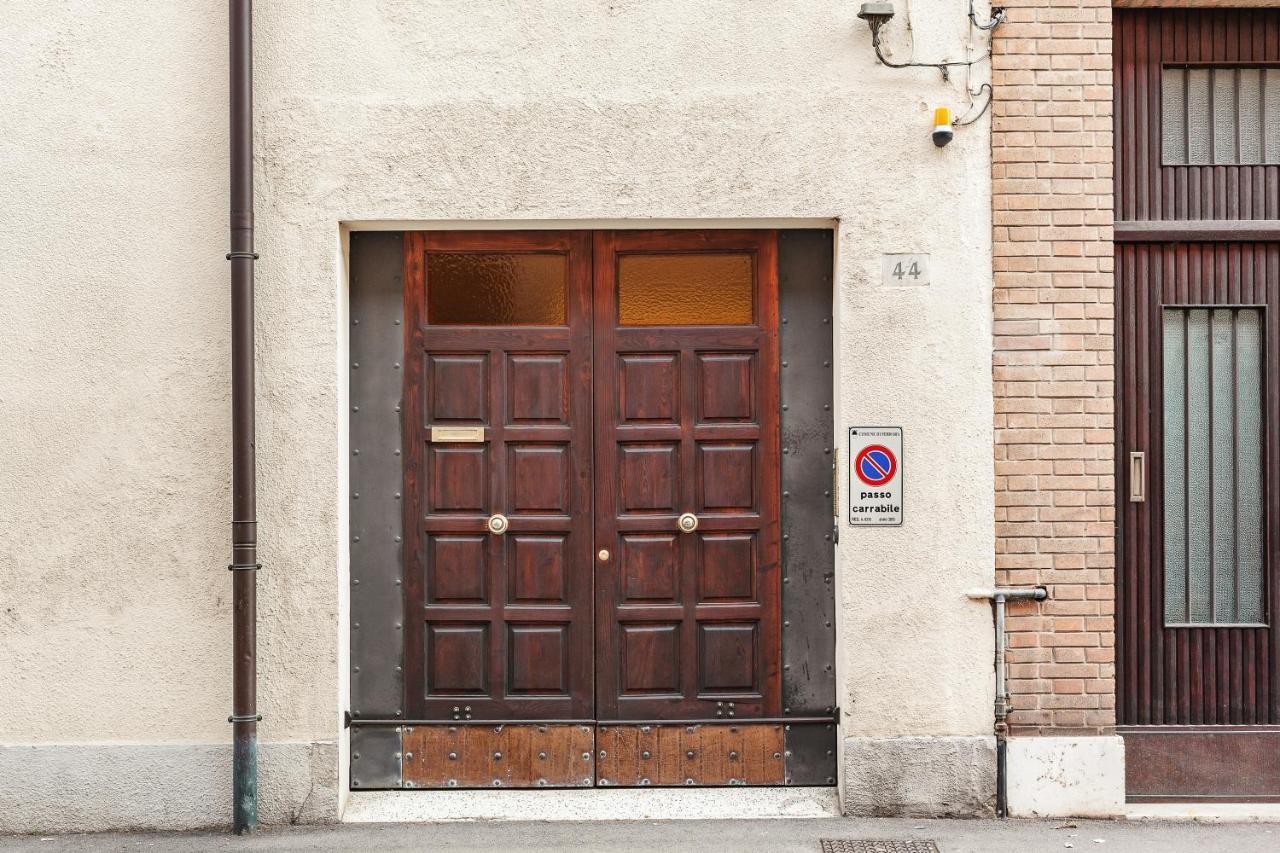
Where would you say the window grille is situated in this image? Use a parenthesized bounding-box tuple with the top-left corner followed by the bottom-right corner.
(1161, 66, 1280, 165)
(1163, 307, 1266, 625)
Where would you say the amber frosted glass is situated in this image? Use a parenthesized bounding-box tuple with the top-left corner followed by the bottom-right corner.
(426, 253, 567, 325)
(618, 253, 754, 326)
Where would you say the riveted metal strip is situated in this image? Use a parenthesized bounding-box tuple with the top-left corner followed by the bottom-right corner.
(350, 725, 404, 790)
(349, 232, 406, 750)
(778, 230, 837, 784)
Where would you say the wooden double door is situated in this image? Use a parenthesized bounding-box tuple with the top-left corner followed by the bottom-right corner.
(399, 230, 783, 786)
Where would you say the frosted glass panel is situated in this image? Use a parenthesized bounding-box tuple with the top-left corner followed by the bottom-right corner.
(617, 253, 754, 326)
(1265, 70, 1280, 164)
(1238, 69, 1263, 164)
(427, 253, 566, 325)
(1186, 70, 1212, 164)
(1163, 308, 1267, 625)
(1212, 71, 1238, 163)
(1163, 66, 1280, 165)
(1163, 310, 1188, 622)
(1162, 67, 1187, 165)
(1186, 310, 1212, 623)
(1236, 310, 1265, 623)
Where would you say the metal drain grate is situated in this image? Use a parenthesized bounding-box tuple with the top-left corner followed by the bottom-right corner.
(820, 842, 940, 853)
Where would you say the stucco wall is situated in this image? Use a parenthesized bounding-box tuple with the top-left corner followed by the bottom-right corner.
(0, 1, 994, 828)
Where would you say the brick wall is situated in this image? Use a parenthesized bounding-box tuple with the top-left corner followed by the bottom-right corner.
(990, 0, 1116, 734)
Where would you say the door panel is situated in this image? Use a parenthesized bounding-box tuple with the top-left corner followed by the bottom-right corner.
(593, 230, 782, 721)
(404, 231, 595, 722)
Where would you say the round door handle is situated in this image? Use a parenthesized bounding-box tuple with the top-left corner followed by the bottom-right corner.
(487, 514, 509, 535)
(677, 512, 699, 534)
(598, 549, 611, 561)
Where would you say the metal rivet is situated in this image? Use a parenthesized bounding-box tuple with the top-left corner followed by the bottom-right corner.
(353, 579, 359, 585)
(729, 751, 738, 760)
(353, 752, 361, 760)
(582, 752, 591, 761)
(352, 406, 359, 412)
(352, 492, 359, 499)
(352, 363, 359, 369)
(539, 751, 547, 760)
(353, 535, 360, 542)
(783, 620, 790, 627)
(447, 779, 457, 787)
(784, 664, 790, 670)
(352, 449, 360, 456)
(353, 665, 360, 672)
(685, 778, 694, 786)
(782, 404, 788, 411)
(394, 319, 401, 325)
(642, 750, 651, 759)
(781, 361, 788, 368)
(494, 752, 502, 760)
(686, 750, 695, 759)
(538, 778, 547, 786)
(352, 318, 360, 326)
(394, 362, 401, 369)
(353, 622, 360, 629)
(773, 752, 782, 760)
(395, 665, 402, 672)
(394, 449, 401, 456)
(599, 750, 608, 758)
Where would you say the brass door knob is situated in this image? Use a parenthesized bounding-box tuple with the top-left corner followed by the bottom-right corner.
(487, 514, 509, 535)
(677, 512, 699, 534)
(598, 549, 611, 561)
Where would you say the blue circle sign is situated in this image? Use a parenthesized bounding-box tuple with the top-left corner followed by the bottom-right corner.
(855, 444, 897, 487)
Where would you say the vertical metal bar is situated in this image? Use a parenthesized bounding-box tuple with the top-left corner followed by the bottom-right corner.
(229, 0, 258, 835)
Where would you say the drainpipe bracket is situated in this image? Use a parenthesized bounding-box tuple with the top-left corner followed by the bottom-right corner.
(228, 713, 263, 724)
(226, 251, 260, 260)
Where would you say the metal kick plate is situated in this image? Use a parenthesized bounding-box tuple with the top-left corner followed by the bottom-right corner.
(430, 426, 485, 443)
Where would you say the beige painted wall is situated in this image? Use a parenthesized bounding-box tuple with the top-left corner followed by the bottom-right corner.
(0, 0, 995, 825)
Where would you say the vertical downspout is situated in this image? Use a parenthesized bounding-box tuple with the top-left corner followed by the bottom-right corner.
(228, 0, 259, 835)
(967, 585, 1047, 819)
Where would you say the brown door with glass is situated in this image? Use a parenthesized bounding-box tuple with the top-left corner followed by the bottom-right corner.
(399, 229, 785, 788)
(1116, 8, 1280, 802)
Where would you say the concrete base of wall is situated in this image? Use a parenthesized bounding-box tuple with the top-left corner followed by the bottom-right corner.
(0, 741, 339, 834)
(344, 787, 839, 822)
(1006, 736, 1125, 818)
(840, 736, 996, 817)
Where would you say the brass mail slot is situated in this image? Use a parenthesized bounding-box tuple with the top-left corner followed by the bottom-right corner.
(430, 426, 485, 443)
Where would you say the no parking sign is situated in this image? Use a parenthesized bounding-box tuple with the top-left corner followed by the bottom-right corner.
(848, 427, 902, 526)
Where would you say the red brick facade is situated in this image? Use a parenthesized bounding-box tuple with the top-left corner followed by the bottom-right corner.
(991, 0, 1116, 734)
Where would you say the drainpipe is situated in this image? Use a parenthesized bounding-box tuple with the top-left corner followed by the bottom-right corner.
(228, 0, 259, 835)
(967, 585, 1048, 819)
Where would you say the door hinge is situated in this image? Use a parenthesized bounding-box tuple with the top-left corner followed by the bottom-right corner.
(832, 448, 840, 518)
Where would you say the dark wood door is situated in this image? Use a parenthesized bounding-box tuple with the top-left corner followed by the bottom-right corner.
(403, 231, 595, 722)
(1116, 8, 1280, 800)
(592, 230, 782, 721)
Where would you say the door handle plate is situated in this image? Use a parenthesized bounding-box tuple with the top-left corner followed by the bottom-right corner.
(677, 513, 699, 534)
(487, 513, 510, 535)
(1129, 452, 1145, 503)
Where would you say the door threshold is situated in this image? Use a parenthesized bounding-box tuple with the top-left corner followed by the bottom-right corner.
(342, 787, 840, 823)
(1124, 803, 1280, 822)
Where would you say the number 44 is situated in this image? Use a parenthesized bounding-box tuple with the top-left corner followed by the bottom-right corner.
(892, 261, 923, 280)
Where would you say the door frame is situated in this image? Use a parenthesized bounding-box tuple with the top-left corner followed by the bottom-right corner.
(345, 226, 837, 790)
